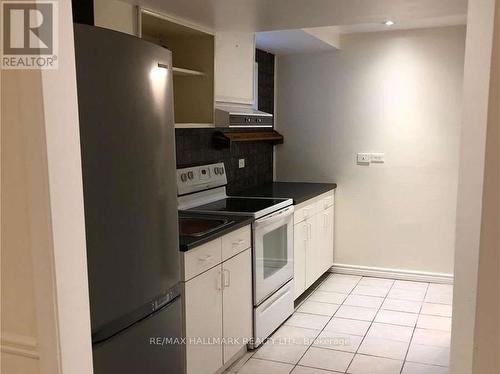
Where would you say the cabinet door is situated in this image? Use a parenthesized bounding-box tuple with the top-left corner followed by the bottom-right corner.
(305, 214, 323, 288)
(215, 32, 255, 104)
(293, 220, 309, 298)
(222, 248, 252, 363)
(184, 265, 223, 374)
(321, 207, 334, 273)
(307, 208, 334, 286)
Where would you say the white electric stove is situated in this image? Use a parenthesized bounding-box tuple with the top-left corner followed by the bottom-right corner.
(177, 162, 295, 348)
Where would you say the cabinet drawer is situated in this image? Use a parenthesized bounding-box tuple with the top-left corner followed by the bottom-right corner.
(222, 225, 251, 261)
(294, 191, 335, 224)
(322, 194, 334, 209)
(294, 200, 322, 224)
(183, 239, 222, 281)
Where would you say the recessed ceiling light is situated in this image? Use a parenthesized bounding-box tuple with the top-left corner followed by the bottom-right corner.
(383, 20, 395, 26)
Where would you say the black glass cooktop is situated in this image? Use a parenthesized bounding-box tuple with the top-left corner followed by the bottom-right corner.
(187, 197, 289, 214)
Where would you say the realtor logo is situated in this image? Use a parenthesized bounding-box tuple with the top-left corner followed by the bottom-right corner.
(1, 1, 58, 69)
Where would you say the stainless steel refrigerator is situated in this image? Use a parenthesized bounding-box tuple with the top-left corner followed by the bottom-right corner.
(74, 24, 183, 373)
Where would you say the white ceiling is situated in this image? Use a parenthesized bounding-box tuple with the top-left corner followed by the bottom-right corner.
(331, 13, 466, 34)
(256, 30, 337, 55)
(255, 14, 466, 55)
(127, 0, 468, 32)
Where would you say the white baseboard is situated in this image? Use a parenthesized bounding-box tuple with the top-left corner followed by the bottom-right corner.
(1, 332, 39, 359)
(330, 263, 454, 284)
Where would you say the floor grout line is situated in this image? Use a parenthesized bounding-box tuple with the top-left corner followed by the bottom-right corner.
(398, 282, 430, 374)
(343, 277, 396, 373)
(290, 274, 364, 374)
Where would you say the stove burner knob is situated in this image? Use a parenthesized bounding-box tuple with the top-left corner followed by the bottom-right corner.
(180, 173, 188, 182)
(219, 167, 225, 175)
(187, 171, 194, 180)
(214, 168, 219, 175)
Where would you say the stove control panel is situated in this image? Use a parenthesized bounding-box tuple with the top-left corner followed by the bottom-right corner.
(177, 163, 227, 196)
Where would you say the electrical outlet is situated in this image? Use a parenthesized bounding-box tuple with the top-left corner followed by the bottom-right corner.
(357, 153, 370, 164)
(238, 158, 245, 168)
(370, 153, 385, 163)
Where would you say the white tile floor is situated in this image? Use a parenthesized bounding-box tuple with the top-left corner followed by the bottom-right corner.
(226, 274, 453, 374)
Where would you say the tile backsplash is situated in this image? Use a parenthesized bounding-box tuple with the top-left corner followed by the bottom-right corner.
(175, 129, 273, 194)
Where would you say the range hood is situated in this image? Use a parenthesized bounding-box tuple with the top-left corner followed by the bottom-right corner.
(215, 105, 273, 128)
(213, 129, 284, 150)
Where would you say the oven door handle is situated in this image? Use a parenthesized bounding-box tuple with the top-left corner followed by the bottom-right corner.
(255, 206, 294, 225)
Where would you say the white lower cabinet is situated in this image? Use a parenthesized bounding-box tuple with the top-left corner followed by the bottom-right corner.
(222, 249, 252, 362)
(321, 207, 334, 272)
(294, 191, 335, 298)
(184, 266, 223, 374)
(293, 220, 308, 298)
(305, 213, 323, 288)
(182, 227, 252, 374)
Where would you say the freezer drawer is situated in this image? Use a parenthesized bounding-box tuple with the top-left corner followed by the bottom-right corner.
(92, 297, 184, 374)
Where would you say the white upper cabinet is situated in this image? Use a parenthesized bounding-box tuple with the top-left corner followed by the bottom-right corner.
(215, 32, 256, 105)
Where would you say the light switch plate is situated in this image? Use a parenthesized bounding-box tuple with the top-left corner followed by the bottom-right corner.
(357, 153, 371, 164)
(370, 153, 385, 163)
(238, 158, 245, 168)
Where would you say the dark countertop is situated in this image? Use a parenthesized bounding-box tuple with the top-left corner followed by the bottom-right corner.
(178, 212, 254, 252)
(234, 182, 337, 205)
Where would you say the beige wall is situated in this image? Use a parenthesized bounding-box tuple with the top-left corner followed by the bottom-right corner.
(1, 70, 42, 374)
(450, 0, 498, 372)
(38, 1, 94, 372)
(471, 0, 500, 372)
(275, 26, 466, 276)
(1, 1, 93, 373)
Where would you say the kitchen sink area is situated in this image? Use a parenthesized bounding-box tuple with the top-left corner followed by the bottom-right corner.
(178, 212, 254, 252)
(179, 216, 234, 237)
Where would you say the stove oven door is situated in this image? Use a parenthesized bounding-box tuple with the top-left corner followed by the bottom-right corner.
(253, 205, 294, 305)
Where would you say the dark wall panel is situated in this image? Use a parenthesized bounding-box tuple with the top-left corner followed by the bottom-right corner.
(256, 48, 275, 114)
(72, 0, 94, 25)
